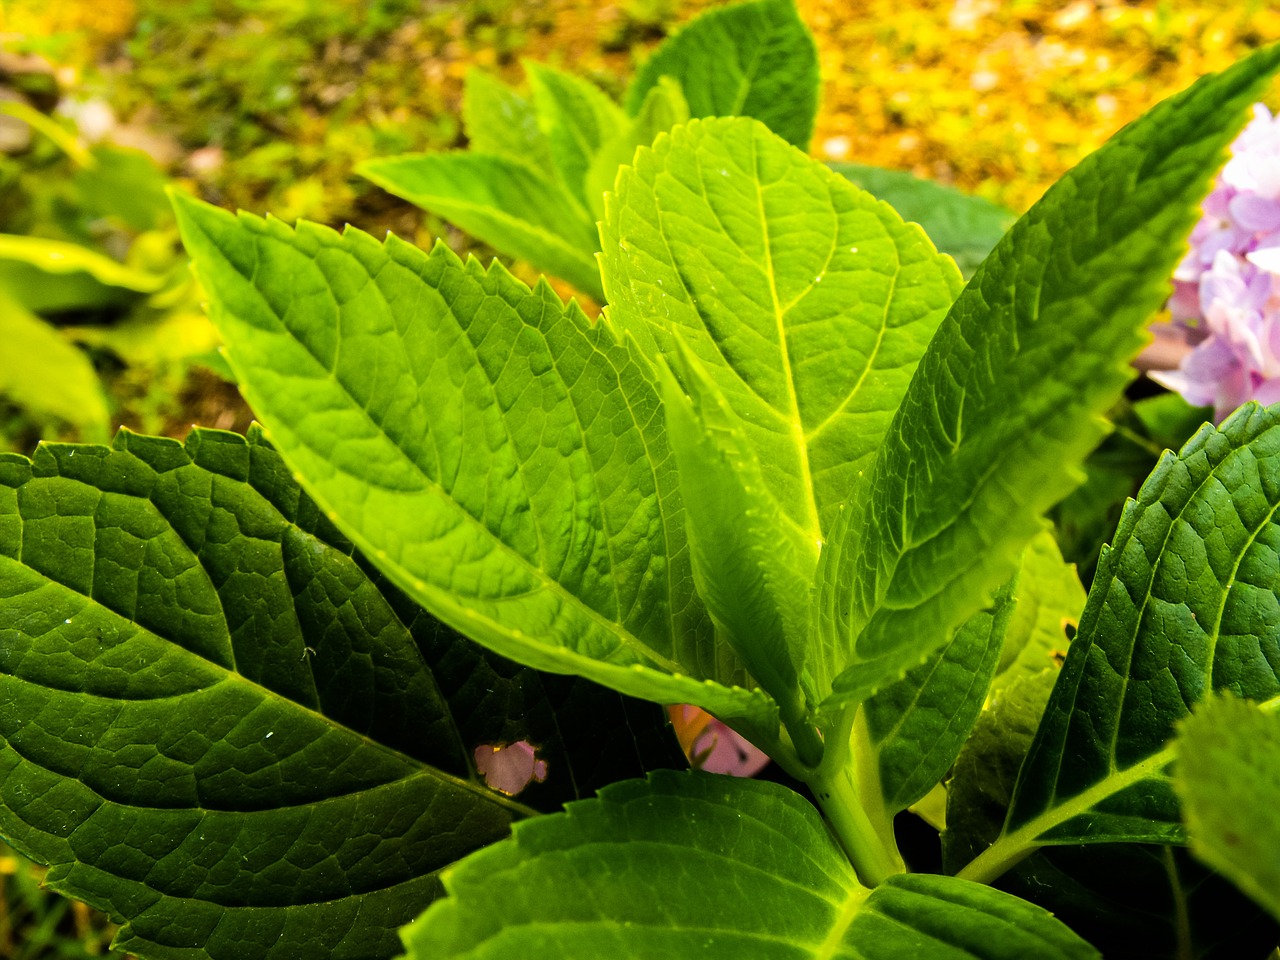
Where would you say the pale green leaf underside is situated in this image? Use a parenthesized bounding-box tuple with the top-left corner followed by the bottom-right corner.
(403, 772, 1098, 960)
(997, 530, 1084, 688)
(171, 193, 771, 729)
(1175, 695, 1280, 923)
(818, 45, 1280, 713)
(957, 402, 1280, 882)
(624, 0, 820, 150)
(0, 290, 110, 436)
(600, 116, 962, 604)
(0, 428, 523, 960)
(355, 152, 604, 301)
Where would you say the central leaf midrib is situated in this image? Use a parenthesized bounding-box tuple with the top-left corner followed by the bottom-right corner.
(750, 128, 821, 547)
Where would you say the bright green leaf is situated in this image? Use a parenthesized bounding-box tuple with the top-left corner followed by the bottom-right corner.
(997, 530, 1083, 690)
(0, 290, 110, 439)
(462, 68, 554, 172)
(600, 117, 962, 644)
(1175, 694, 1280, 923)
(0, 426, 687, 959)
(958, 402, 1280, 883)
(355, 152, 604, 301)
(816, 45, 1280, 713)
(828, 163, 1015, 278)
(658, 340, 812, 731)
(526, 61, 626, 211)
(0, 233, 164, 293)
(171, 192, 774, 733)
(624, 0, 820, 150)
(403, 771, 1098, 959)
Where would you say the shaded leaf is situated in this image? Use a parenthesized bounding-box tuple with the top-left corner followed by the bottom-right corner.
(828, 163, 1015, 277)
(462, 68, 554, 172)
(585, 77, 688, 222)
(1175, 694, 1280, 923)
(0, 426, 686, 960)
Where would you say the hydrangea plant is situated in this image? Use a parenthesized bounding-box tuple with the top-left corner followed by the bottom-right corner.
(1, 2, 1280, 958)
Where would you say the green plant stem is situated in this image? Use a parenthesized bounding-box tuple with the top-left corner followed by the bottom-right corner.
(807, 706, 906, 886)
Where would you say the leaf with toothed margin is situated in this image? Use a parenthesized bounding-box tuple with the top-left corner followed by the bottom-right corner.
(0, 426, 687, 960)
(600, 117, 962, 704)
(955, 402, 1280, 885)
(170, 191, 776, 738)
(815, 45, 1280, 715)
(401, 771, 1099, 960)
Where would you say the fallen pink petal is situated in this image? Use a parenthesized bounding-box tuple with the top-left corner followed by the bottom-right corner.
(474, 741, 549, 796)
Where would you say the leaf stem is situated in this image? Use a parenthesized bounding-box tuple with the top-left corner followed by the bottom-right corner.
(807, 705, 905, 886)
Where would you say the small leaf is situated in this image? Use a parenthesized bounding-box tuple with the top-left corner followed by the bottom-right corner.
(526, 61, 626, 212)
(0, 290, 110, 439)
(657, 340, 811, 726)
(462, 68, 553, 172)
(356, 152, 604, 301)
(817, 44, 1280, 713)
(957, 401, 1280, 882)
(172, 193, 773, 732)
(0, 427, 686, 960)
(0, 233, 165, 292)
(1175, 694, 1280, 923)
(828, 163, 1016, 277)
(624, 0, 820, 150)
(860, 582, 1013, 818)
(403, 772, 1098, 960)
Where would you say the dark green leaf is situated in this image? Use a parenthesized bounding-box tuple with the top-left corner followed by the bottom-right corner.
(0, 426, 685, 959)
(624, 0, 820, 149)
(959, 402, 1280, 882)
(828, 163, 1015, 277)
(403, 771, 1098, 959)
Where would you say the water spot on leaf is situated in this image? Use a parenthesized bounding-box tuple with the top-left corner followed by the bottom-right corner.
(474, 741, 548, 796)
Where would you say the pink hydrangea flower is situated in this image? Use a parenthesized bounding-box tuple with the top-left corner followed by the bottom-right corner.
(1152, 104, 1280, 420)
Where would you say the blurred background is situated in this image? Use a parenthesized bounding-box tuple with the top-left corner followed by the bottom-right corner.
(1, 0, 1278, 956)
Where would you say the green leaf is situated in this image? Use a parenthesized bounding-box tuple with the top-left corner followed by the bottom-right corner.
(0, 290, 110, 439)
(462, 68, 554, 172)
(859, 581, 1013, 819)
(1175, 694, 1280, 923)
(957, 401, 1280, 883)
(816, 45, 1280, 713)
(997, 530, 1083, 690)
(0, 233, 165, 294)
(0, 426, 686, 959)
(657, 340, 812, 730)
(355, 152, 604, 301)
(624, 0, 820, 150)
(171, 193, 773, 732)
(584, 77, 688, 222)
(526, 61, 627, 212)
(828, 163, 1016, 277)
(600, 116, 962, 623)
(403, 771, 1099, 960)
